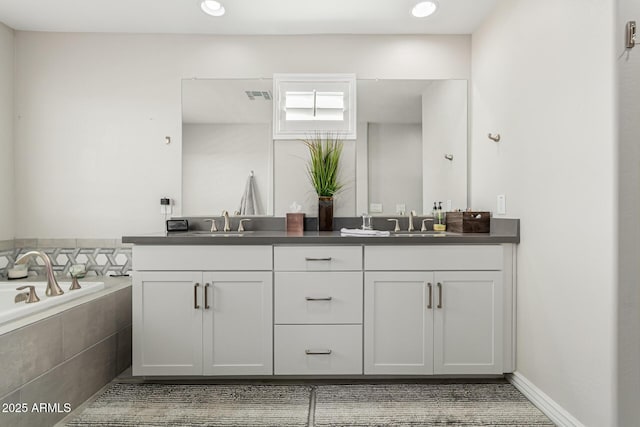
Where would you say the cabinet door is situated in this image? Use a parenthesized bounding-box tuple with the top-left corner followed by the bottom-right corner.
(364, 272, 434, 374)
(433, 271, 503, 374)
(202, 272, 273, 375)
(133, 271, 203, 376)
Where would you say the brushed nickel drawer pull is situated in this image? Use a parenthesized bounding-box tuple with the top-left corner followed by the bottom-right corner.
(305, 296, 333, 301)
(305, 349, 332, 355)
(204, 283, 210, 309)
(437, 282, 443, 309)
(305, 257, 332, 261)
(427, 282, 432, 309)
(194, 283, 200, 309)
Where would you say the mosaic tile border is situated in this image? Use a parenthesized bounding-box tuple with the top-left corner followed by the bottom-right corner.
(0, 246, 131, 280)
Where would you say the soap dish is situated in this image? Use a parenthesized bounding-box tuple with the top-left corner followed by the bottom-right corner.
(8, 264, 28, 280)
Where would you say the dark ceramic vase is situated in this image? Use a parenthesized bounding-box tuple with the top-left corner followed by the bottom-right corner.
(318, 196, 334, 231)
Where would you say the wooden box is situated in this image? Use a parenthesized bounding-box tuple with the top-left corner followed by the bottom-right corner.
(286, 213, 305, 234)
(446, 211, 491, 233)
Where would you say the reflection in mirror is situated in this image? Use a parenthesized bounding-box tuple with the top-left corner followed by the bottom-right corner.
(181, 79, 273, 216)
(356, 79, 467, 215)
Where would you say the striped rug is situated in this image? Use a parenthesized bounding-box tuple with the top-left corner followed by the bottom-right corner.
(313, 383, 554, 426)
(65, 381, 554, 426)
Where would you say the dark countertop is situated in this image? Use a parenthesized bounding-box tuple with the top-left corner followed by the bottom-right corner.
(123, 228, 519, 246)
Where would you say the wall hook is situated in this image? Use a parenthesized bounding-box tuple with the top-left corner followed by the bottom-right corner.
(488, 133, 501, 142)
(165, 136, 171, 145)
(444, 154, 454, 161)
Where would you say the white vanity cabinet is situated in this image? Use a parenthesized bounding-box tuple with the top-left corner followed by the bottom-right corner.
(130, 242, 515, 377)
(132, 246, 273, 376)
(273, 246, 363, 375)
(364, 245, 509, 375)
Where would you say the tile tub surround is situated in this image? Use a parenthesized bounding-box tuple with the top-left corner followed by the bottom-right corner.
(0, 277, 131, 427)
(0, 239, 132, 280)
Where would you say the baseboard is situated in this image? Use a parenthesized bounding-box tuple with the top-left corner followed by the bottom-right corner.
(507, 372, 584, 427)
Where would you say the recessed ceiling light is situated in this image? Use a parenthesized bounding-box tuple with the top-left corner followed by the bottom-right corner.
(201, 0, 225, 17)
(412, 1, 439, 18)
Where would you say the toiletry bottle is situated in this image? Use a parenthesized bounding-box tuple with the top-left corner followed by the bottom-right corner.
(432, 202, 438, 219)
(437, 202, 443, 225)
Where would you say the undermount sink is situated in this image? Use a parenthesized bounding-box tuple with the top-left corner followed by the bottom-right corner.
(392, 231, 460, 237)
(175, 231, 254, 237)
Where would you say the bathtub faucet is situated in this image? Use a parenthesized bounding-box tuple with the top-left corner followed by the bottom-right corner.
(14, 251, 64, 297)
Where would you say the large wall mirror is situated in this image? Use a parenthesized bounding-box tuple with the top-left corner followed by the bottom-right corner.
(182, 78, 274, 216)
(356, 79, 468, 215)
(181, 78, 467, 218)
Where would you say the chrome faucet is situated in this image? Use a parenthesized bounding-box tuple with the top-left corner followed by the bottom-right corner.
(222, 210, 231, 232)
(408, 210, 416, 232)
(14, 251, 64, 297)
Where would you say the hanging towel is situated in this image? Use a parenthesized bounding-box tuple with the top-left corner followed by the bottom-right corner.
(238, 172, 259, 215)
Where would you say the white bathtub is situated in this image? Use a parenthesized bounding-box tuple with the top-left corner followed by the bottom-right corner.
(0, 281, 105, 326)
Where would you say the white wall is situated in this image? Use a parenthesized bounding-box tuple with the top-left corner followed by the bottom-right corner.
(422, 80, 467, 212)
(12, 33, 470, 238)
(616, 0, 640, 425)
(472, 1, 616, 425)
(0, 23, 14, 241)
(367, 123, 422, 215)
(182, 123, 271, 216)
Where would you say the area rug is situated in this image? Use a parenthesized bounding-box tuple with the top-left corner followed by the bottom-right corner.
(313, 383, 554, 426)
(65, 383, 312, 426)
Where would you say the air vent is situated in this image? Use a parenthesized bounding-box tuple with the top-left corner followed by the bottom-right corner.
(245, 91, 272, 101)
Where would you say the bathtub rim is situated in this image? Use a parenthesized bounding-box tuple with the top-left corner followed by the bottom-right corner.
(0, 276, 131, 336)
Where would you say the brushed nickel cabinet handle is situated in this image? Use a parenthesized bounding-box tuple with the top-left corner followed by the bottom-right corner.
(305, 296, 333, 301)
(305, 349, 332, 355)
(305, 257, 332, 261)
(204, 283, 210, 309)
(437, 282, 443, 309)
(194, 283, 200, 309)
(427, 283, 432, 309)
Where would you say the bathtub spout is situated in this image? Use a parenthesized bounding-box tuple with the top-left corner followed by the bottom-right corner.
(14, 251, 64, 297)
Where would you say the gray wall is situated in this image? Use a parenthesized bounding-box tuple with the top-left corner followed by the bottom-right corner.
(471, 0, 616, 425)
(0, 23, 14, 241)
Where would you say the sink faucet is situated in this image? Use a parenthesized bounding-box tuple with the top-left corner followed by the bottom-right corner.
(238, 218, 251, 232)
(222, 210, 231, 232)
(14, 251, 64, 297)
(408, 210, 416, 232)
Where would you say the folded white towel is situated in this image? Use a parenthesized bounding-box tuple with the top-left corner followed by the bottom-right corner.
(340, 228, 391, 237)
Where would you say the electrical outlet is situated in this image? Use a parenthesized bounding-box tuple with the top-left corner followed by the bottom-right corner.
(446, 200, 452, 211)
(370, 203, 383, 213)
(497, 194, 506, 215)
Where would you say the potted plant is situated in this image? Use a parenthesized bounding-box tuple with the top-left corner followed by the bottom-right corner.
(302, 133, 344, 231)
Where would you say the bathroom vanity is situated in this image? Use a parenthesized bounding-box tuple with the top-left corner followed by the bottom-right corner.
(124, 226, 518, 378)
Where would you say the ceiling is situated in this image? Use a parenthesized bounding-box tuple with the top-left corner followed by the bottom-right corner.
(0, 0, 498, 35)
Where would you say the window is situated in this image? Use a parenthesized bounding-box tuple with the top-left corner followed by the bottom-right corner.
(273, 74, 357, 139)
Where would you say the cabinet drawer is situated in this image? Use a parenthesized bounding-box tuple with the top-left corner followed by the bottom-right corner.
(365, 245, 503, 271)
(274, 325, 362, 375)
(274, 246, 361, 271)
(133, 245, 272, 271)
(275, 272, 362, 324)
